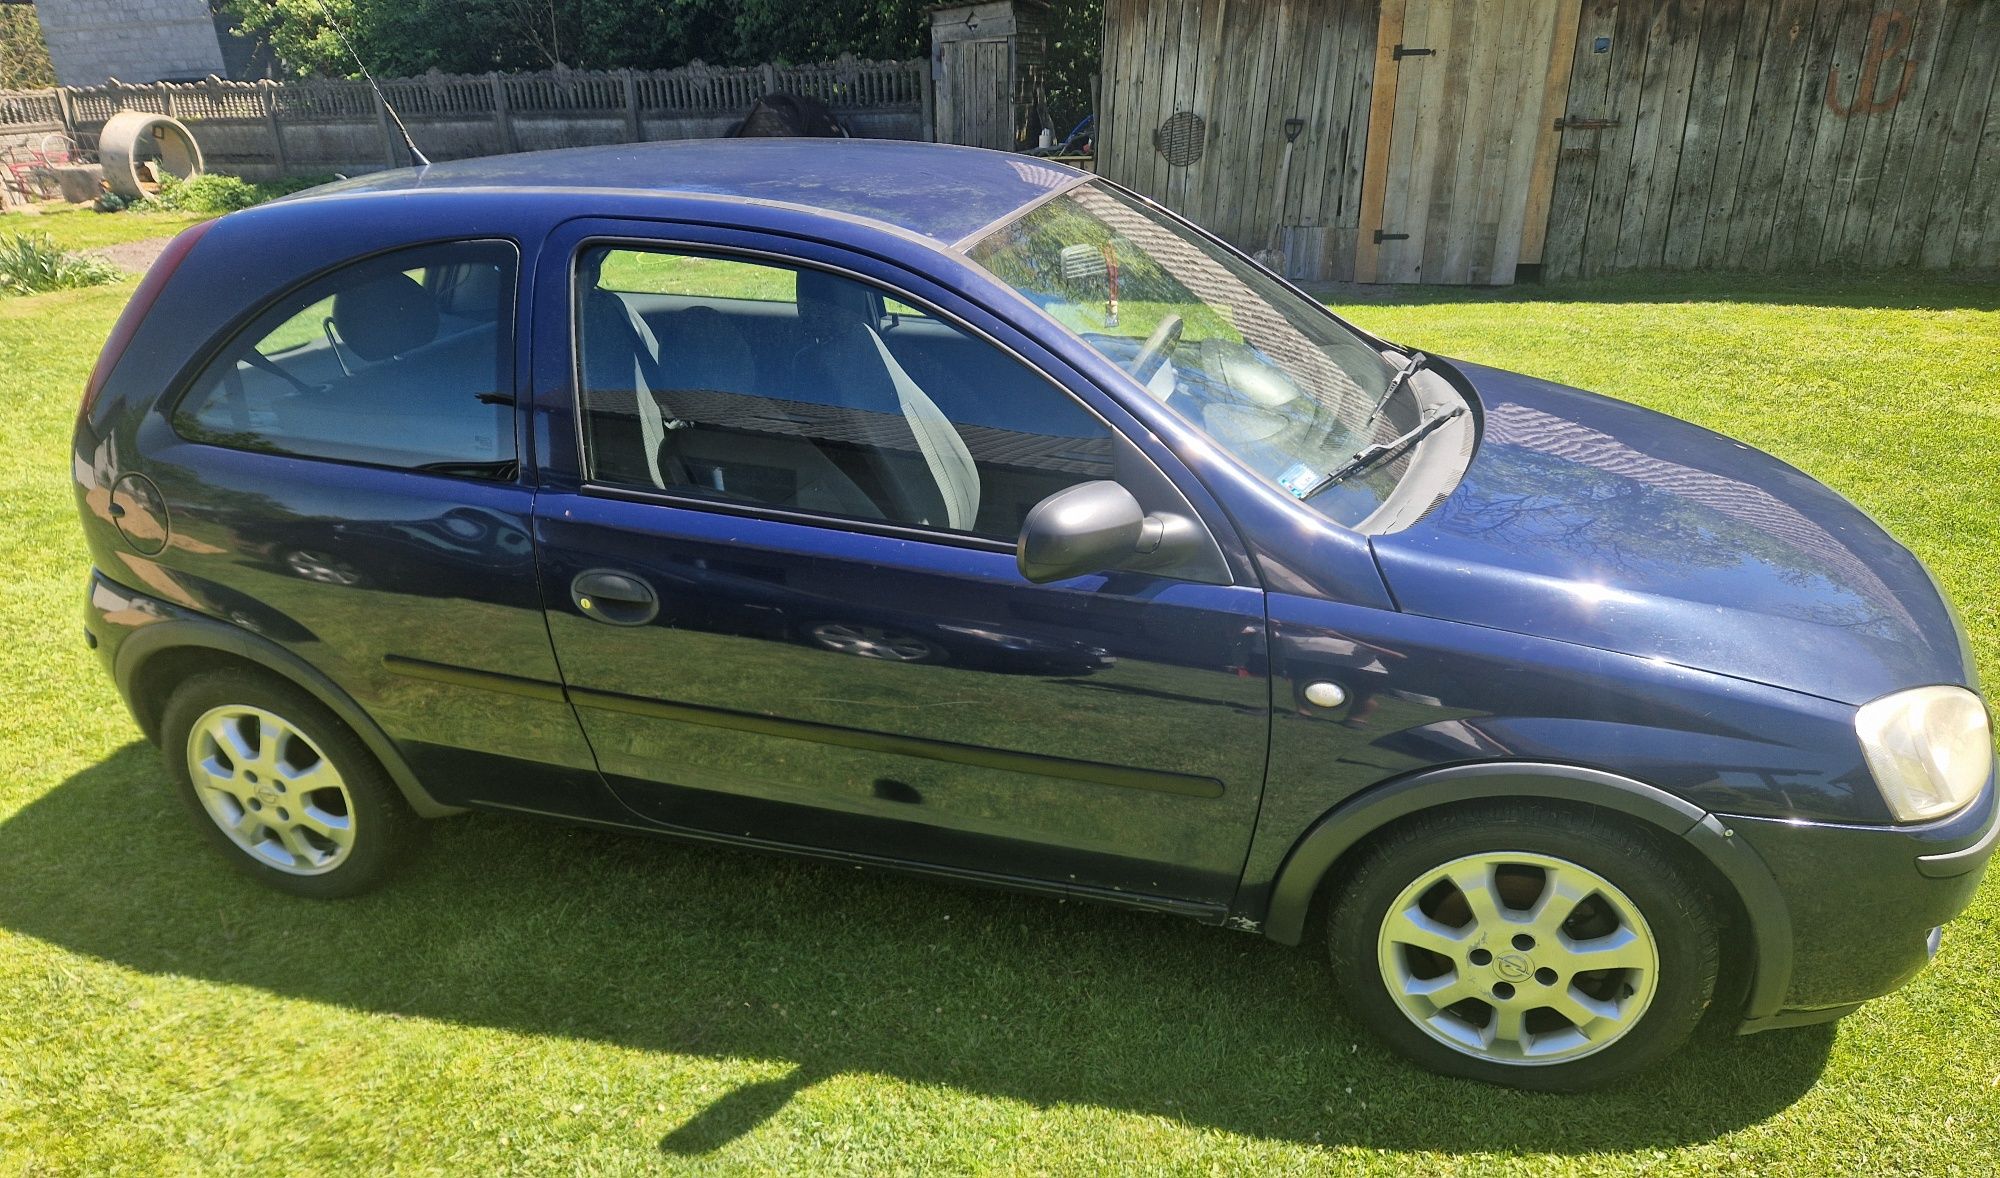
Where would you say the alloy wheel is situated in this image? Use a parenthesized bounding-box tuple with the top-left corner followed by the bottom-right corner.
(1375, 851, 1659, 1065)
(184, 704, 356, 875)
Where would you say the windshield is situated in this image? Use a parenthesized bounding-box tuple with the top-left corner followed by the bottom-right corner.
(967, 183, 1436, 525)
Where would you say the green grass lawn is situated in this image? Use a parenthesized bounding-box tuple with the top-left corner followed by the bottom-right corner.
(0, 205, 208, 252)
(2, 271, 1996, 1174)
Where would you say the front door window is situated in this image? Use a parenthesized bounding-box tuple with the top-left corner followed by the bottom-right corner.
(575, 246, 1116, 538)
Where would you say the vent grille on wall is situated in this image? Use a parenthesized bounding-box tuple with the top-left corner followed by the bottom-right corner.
(1153, 111, 1205, 166)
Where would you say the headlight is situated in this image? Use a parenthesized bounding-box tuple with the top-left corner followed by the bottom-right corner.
(1855, 686, 1993, 822)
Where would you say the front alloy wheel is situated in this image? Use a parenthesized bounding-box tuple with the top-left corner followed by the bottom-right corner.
(1376, 852, 1658, 1065)
(1329, 804, 1718, 1091)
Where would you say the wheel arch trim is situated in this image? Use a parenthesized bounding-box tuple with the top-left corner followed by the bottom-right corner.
(1258, 761, 1795, 1021)
(114, 615, 462, 818)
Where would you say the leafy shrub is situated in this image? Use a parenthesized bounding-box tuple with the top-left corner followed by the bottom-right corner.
(147, 173, 264, 214)
(0, 233, 123, 296)
(131, 172, 340, 215)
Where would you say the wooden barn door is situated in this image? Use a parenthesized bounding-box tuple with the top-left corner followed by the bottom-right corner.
(937, 38, 1014, 150)
(1355, 0, 1581, 284)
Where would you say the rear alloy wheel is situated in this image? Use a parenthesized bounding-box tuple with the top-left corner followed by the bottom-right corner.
(1329, 805, 1718, 1090)
(161, 668, 418, 898)
(185, 704, 357, 875)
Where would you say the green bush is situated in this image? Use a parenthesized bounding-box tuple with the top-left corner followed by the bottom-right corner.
(132, 171, 340, 215)
(147, 173, 264, 214)
(0, 233, 122, 296)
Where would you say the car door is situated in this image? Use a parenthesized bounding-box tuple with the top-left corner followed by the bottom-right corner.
(528, 220, 1271, 909)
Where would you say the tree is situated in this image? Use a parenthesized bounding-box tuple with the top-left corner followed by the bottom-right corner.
(218, 0, 939, 77)
(1039, 0, 1101, 139)
(0, 5, 56, 90)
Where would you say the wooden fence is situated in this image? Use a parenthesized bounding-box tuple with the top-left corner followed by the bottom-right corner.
(1546, 0, 2000, 277)
(1, 57, 929, 181)
(1098, 0, 1380, 276)
(1101, 0, 2000, 282)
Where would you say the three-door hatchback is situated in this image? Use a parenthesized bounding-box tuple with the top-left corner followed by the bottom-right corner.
(74, 140, 1994, 1090)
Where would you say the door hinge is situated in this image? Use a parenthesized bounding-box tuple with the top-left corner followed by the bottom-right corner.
(1554, 116, 1621, 131)
(1373, 230, 1411, 243)
(1392, 44, 1436, 60)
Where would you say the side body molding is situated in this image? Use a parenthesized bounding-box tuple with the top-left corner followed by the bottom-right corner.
(1257, 761, 1796, 1023)
(110, 607, 462, 818)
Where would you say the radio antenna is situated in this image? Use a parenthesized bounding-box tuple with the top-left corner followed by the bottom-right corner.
(308, 0, 430, 166)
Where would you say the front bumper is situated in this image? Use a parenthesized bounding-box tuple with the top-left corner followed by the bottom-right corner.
(1725, 776, 1996, 1032)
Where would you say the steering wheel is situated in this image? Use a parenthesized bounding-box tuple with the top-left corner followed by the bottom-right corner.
(1128, 313, 1184, 383)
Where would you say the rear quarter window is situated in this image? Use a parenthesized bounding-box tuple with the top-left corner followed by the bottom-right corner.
(172, 241, 519, 478)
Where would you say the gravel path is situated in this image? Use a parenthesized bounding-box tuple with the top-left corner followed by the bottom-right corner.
(86, 237, 172, 274)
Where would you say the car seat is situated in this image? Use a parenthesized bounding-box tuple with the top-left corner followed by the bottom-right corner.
(793, 270, 979, 530)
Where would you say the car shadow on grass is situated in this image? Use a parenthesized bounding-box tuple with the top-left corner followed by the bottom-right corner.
(2, 744, 1836, 1155)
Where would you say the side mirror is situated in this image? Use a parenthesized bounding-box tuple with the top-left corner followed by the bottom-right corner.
(1017, 480, 1184, 584)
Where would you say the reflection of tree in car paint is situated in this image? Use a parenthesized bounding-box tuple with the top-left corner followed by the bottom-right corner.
(1439, 402, 1916, 637)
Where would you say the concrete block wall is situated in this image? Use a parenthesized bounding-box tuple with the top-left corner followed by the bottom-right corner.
(34, 0, 228, 86)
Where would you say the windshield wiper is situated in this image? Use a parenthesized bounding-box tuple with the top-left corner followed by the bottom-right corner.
(1300, 405, 1465, 500)
(1361, 350, 1428, 428)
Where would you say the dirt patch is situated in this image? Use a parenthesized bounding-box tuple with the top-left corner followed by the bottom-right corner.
(86, 237, 172, 274)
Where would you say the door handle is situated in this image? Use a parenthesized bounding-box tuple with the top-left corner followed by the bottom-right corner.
(571, 569, 658, 626)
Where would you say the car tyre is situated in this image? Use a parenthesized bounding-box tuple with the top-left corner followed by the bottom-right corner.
(1327, 803, 1718, 1092)
(160, 667, 419, 898)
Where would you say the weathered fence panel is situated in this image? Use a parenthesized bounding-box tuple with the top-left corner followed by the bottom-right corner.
(1, 90, 68, 206)
(1, 90, 63, 163)
(1099, 0, 1381, 281)
(1, 57, 927, 184)
(0, 90, 62, 129)
(1545, 0, 2000, 277)
(1102, 0, 2000, 280)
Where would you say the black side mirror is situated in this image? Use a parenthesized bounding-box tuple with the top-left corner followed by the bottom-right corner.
(1016, 480, 1196, 584)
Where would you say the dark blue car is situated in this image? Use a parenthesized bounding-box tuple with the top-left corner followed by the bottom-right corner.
(72, 140, 1993, 1091)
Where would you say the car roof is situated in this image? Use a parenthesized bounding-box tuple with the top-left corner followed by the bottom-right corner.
(297, 138, 1089, 247)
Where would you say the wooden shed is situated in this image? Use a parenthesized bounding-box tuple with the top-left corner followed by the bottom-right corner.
(930, 1, 1054, 150)
(1098, 0, 2000, 283)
